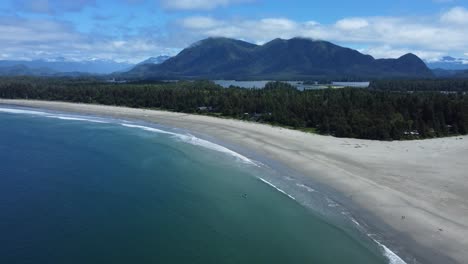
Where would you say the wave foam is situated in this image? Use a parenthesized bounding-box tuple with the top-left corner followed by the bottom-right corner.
(0, 107, 109, 123)
(121, 124, 257, 166)
(296, 183, 316, 193)
(258, 177, 296, 200)
(350, 217, 407, 264)
(373, 239, 407, 264)
(45, 115, 108, 123)
(0, 107, 47, 115)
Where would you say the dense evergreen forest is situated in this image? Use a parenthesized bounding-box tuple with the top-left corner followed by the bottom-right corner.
(0, 77, 467, 140)
(370, 79, 468, 92)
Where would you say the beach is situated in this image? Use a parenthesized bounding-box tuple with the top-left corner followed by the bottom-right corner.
(2, 99, 467, 264)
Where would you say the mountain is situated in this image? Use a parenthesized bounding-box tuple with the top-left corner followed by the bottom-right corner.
(0, 64, 95, 77)
(137, 56, 171, 66)
(426, 56, 468, 70)
(0, 59, 134, 74)
(455, 70, 468, 78)
(0, 64, 56, 76)
(432, 68, 468, 78)
(124, 37, 434, 80)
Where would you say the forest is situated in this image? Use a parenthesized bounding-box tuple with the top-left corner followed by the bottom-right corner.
(0, 77, 467, 140)
(370, 79, 468, 92)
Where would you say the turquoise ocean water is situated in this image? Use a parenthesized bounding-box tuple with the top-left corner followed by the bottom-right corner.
(0, 106, 395, 264)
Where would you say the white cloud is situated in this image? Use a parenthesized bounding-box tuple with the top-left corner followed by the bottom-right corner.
(0, 16, 172, 63)
(360, 45, 444, 61)
(440, 7, 468, 24)
(176, 11, 468, 58)
(335, 18, 369, 30)
(160, 0, 253, 10)
(3, 5, 468, 63)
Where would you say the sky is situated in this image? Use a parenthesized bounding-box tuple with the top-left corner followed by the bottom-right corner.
(0, 0, 467, 63)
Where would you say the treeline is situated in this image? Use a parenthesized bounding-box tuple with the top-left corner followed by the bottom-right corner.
(0, 77, 467, 140)
(370, 79, 468, 92)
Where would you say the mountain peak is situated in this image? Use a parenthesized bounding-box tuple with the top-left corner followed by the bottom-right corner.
(399, 53, 420, 60)
(125, 37, 433, 79)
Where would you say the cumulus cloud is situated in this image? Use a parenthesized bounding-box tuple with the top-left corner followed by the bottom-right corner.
(335, 18, 369, 30)
(3, 4, 468, 63)
(0, 16, 172, 63)
(175, 7, 468, 59)
(440, 6, 468, 24)
(360, 45, 444, 62)
(160, 0, 253, 10)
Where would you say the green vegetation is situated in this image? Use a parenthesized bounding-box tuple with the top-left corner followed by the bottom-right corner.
(0, 77, 467, 140)
(371, 79, 468, 92)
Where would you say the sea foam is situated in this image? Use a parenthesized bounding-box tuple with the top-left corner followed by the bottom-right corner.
(45, 115, 109, 123)
(258, 177, 296, 200)
(0, 107, 109, 123)
(121, 123, 257, 166)
(348, 217, 407, 264)
(375, 239, 407, 264)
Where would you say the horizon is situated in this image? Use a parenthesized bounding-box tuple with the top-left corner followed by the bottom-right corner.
(0, 0, 467, 64)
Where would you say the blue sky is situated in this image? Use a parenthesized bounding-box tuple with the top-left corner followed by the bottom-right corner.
(0, 0, 467, 63)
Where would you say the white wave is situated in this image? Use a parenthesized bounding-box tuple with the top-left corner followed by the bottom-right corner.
(350, 217, 361, 227)
(121, 123, 257, 166)
(326, 197, 339, 208)
(45, 115, 108, 123)
(296, 183, 316, 193)
(0, 107, 108, 123)
(373, 239, 407, 264)
(258, 177, 296, 200)
(0, 107, 48, 115)
(347, 216, 407, 264)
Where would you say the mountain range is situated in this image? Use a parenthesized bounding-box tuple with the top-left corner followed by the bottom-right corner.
(426, 56, 468, 71)
(0, 64, 96, 77)
(0, 56, 171, 76)
(0, 58, 135, 74)
(124, 37, 434, 80)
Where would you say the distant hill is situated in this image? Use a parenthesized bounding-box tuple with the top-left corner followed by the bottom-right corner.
(432, 68, 468, 78)
(0, 64, 56, 76)
(455, 70, 468, 78)
(0, 64, 94, 77)
(426, 56, 468, 71)
(0, 58, 133, 74)
(136, 56, 171, 66)
(124, 37, 434, 80)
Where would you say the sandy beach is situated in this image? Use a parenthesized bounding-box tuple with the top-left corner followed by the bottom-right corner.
(1, 99, 467, 264)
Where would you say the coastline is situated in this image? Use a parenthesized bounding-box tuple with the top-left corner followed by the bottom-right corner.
(1, 99, 467, 264)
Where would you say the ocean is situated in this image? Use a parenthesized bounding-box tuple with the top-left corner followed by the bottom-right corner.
(0, 106, 393, 263)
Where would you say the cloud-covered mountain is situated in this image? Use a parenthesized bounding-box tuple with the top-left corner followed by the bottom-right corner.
(124, 37, 433, 80)
(426, 56, 468, 70)
(136, 56, 172, 66)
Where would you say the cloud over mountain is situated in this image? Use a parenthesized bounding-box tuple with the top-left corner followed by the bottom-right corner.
(0, 0, 466, 63)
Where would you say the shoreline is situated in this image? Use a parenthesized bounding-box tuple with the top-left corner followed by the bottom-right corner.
(1, 99, 467, 264)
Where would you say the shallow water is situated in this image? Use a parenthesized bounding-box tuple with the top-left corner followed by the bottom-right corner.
(0, 107, 390, 263)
